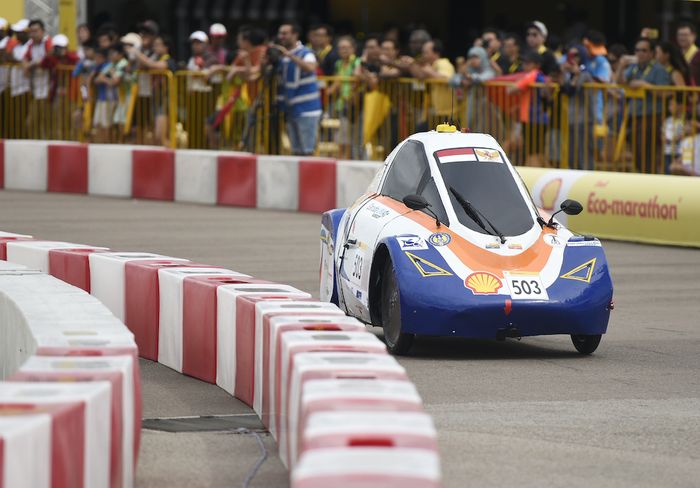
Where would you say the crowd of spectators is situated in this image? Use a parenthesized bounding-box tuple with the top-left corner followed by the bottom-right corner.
(0, 15, 699, 174)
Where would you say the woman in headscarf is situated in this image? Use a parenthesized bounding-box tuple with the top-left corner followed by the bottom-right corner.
(453, 46, 496, 132)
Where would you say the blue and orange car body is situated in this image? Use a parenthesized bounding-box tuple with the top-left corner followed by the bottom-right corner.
(320, 129, 614, 340)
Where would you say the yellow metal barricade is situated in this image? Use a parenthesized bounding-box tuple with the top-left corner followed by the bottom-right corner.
(0, 60, 699, 175)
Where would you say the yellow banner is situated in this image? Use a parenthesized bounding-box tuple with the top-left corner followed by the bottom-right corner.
(518, 168, 700, 248)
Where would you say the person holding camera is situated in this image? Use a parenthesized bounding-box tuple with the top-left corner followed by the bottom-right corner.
(270, 22, 322, 156)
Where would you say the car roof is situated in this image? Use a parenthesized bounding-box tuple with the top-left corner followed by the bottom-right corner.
(406, 131, 504, 158)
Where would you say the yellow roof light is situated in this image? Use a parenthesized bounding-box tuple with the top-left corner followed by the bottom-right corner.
(436, 123, 457, 133)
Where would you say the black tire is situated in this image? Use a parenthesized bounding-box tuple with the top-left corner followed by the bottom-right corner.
(570, 334, 602, 354)
(381, 260, 414, 355)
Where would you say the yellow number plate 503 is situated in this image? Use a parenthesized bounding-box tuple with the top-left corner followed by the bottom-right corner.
(505, 273, 549, 300)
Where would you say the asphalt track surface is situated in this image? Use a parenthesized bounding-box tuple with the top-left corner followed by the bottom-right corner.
(1, 189, 699, 488)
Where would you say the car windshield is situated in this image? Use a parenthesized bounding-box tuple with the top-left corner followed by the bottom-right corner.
(433, 147, 535, 236)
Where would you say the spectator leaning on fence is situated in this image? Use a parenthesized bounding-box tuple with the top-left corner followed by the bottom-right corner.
(272, 22, 322, 156)
(43, 34, 78, 139)
(91, 47, 115, 142)
(378, 38, 402, 79)
(328, 35, 361, 159)
(355, 35, 382, 90)
(409, 39, 455, 118)
(309, 23, 338, 76)
(453, 46, 495, 131)
(616, 37, 671, 171)
(561, 44, 595, 170)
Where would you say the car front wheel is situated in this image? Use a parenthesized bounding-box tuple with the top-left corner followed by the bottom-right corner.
(570, 334, 602, 354)
(381, 260, 414, 355)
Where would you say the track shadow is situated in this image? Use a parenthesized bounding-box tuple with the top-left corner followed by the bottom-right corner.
(372, 329, 584, 361)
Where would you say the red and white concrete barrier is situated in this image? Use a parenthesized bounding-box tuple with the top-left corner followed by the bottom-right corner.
(292, 448, 442, 488)
(1, 226, 443, 486)
(0, 248, 140, 487)
(0, 381, 112, 488)
(0, 141, 381, 214)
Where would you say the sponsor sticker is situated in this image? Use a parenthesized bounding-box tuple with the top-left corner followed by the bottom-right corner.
(474, 148, 504, 163)
(486, 242, 501, 249)
(567, 240, 602, 247)
(366, 202, 390, 219)
(508, 243, 523, 250)
(465, 272, 503, 294)
(405, 252, 452, 277)
(542, 234, 565, 247)
(560, 258, 596, 283)
(428, 232, 452, 246)
(397, 235, 428, 251)
(505, 272, 549, 300)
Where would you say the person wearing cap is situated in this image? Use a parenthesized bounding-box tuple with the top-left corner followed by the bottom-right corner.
(42, 33, 79, 138)
(6, 20, 31, 138)
(207, 23, 232, 120)
(270, 22, 322, 156)
(184, 30, 216, 148)
(208, 23, 230, 65)
(525, 21, 559, 76)
(127, 34, 176, 146)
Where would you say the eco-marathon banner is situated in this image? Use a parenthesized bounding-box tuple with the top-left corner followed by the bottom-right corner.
(518, 167, 700, 248)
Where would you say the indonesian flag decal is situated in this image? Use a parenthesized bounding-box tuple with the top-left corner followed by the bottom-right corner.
(435, 147, 503, 164)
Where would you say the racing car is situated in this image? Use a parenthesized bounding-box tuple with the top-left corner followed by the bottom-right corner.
(320, 124, 614, 355)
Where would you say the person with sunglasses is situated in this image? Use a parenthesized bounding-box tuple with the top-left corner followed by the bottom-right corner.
(524, 21, 559, 76)
(616, 37, 671, 171)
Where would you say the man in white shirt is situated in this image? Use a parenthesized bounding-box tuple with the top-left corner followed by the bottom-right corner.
(24, 19, 52, 138)
(8, 20, 31, 138)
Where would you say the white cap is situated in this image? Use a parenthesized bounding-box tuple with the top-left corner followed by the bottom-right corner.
(0, 18, 8, 30)
(189, 30, 209, 43)
(53, 34, 69, 47)
(11, 19, 30, 32)
(120, 32, 142, 49)
(209, 23, 227, 36)
(529, 20, 548, 39)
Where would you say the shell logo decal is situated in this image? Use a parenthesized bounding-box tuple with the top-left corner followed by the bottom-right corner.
(540, 178, 562, 211)
(465, 272, 503, 294)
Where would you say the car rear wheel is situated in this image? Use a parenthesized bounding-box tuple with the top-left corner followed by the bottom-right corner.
(381, 260, 414, 355)
(570, 334, 602, 354)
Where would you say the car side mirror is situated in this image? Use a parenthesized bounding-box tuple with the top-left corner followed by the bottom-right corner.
(403, 194, 429, 211)
(560, 199, 583, 216)
(546, 199, 583, 227)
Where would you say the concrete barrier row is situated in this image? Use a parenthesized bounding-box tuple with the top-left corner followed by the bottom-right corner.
(1, 233, 442, 487)
(3, 139, 699, 247)
(0, 140, 380, 211)
(0, 237, 140, 488)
